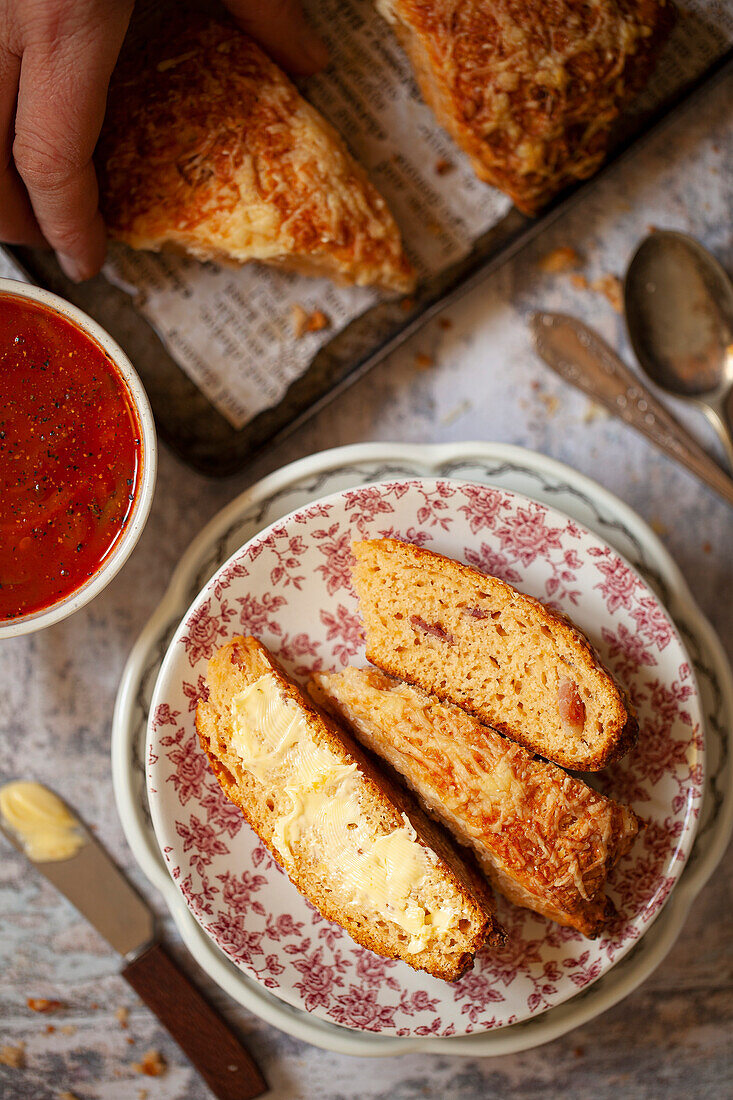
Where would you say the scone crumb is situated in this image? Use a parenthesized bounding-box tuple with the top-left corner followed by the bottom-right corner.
(570, 273, 589, 290)
(138, 1090, 149, 1100)
(437, 316, 453, 330)
(115, 1006, 129, 1029)
(58, 1091, 81, 1100)
(27, 997, 65, 1013)
(435, 158, 453, 175)
(133, 1049, 167, 1077)
(400, 296, 416, 312)
(59, 1025, 77, 1037)
(591, 274, 623, 312)
(651, 518, 669, 537)
(291, 304, 331, 338)
(0, 1042, 26, 1068)
(583, 401, 607, 424)
(539, 246, 581, 273)
(415, 352, 434, 369)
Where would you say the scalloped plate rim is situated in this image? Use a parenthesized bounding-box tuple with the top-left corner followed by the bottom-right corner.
(112, 441, 733, 1056)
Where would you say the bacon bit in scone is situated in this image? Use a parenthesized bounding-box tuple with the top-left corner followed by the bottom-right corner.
(115, 1006, 129, 1028)
(133, 1049, 167, 1077)
(435, 158, 453, 175)
(591, 274, 623, 312)
(415, 352, 434, 369)
(539, 246, 581, 273)
(0, 1043, 26, 1068)
(558, 678, 586, 735)
(462, 605, 489, 619)
(410, 615, 454, 644)
(27, 998, 65, 1013)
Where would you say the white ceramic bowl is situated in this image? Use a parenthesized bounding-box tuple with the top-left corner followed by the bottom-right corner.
(0, 277, 157, 637)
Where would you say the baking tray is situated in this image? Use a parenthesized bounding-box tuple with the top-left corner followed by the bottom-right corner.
(4, 35, 732, 478)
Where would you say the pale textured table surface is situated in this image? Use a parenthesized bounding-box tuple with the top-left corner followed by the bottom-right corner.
(1, 72, 732, 1100)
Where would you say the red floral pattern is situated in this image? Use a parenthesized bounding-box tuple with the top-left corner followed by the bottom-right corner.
(181, 597, 236, 666)
(494, 503, 563, 567)
(148, 478, 704, 1037)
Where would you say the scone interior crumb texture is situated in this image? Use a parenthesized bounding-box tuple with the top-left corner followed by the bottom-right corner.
(196, 636, 497, 981)
(311, 667, 639, 938)
(351, 538, 637, 770)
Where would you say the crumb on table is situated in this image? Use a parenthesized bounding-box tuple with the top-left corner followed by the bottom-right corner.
(0, 1042, 26, 1068)
(570, 273, 590, 290)
(435, 158, 453, 175)
(414, 352, 434, 369)
(538, 246, 582, 273)
(115, 1006, 129, 1029)
(591, 274, 623, 312)
(132, 1049, 167, 1077)
(27, 997, 65, 1013)
(437, 316, 453, 330)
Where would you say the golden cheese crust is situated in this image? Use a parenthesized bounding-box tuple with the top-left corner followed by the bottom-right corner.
(311, 667, 640, 937)
(97, 15, 414, 291)
(378, 0, 675, 213)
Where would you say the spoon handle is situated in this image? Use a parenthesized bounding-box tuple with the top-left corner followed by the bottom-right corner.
(530, 312, 733, 508)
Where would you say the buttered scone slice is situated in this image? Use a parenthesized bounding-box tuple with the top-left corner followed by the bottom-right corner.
(311, 668, 640, 937)
(352, 538, 638, 771)
(196, 636, 502, 981)
(97, 16, 414, 293)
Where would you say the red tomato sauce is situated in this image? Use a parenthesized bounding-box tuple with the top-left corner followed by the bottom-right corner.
(0, 293, 141, 621)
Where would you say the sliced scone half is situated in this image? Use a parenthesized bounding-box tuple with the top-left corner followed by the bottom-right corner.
(376, 0, 675, 214)
(311, 667, 640, 937)
(352, 538, 638, 770)
(97, 16, 414, 292)
(196, 636, 503, 980)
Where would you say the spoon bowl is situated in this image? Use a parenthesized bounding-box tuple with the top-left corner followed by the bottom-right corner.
(624, 230, 733, 466)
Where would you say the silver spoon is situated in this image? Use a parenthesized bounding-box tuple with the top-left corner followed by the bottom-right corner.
(624, 229, 733, 469)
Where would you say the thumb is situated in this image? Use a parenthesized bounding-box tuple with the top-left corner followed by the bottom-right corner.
(222, 0, 328, 75)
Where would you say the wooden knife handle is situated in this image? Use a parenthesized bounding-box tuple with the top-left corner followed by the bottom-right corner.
(123, 942, 267, 1100)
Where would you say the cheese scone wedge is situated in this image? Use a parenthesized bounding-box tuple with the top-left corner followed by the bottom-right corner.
(310, 667, 640, 937)
(352, 539, 638, 770)
(196, 636, 503, 981)
(97, 16, 414, 292)
(376, 0, 675, 214)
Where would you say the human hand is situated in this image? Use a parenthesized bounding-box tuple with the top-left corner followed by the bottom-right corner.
(0, 0, 327, 281)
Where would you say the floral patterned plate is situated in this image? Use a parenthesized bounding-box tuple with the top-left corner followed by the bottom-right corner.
(146, 476, 703, 1037)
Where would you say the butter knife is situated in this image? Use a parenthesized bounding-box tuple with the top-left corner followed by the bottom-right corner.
(0, 782, 267, 1100)
(530, 311, 733, 508)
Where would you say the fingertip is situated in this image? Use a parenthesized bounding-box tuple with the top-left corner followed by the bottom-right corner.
(56, 219, 107, 283)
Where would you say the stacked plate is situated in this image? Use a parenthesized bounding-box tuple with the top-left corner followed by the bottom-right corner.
(112, 442, 733, 1056)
